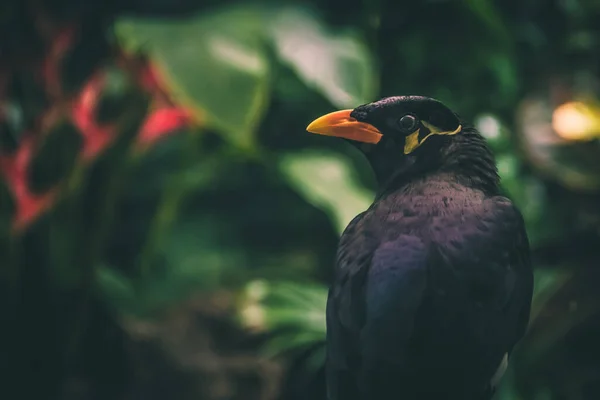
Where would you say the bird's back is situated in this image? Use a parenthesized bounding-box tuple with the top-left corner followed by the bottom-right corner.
(326, 176, 532, 400)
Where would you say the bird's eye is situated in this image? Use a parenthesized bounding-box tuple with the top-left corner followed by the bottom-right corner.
(398, 114, 418, 132)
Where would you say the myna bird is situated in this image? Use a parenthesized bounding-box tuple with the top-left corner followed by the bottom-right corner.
(306, 96, 534, 400)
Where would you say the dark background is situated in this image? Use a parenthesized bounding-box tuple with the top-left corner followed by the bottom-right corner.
(1, 0, 600, 399)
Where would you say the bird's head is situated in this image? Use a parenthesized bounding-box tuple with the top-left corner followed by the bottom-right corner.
(307, 95, 462, 155)
(306, 95, 473, 186)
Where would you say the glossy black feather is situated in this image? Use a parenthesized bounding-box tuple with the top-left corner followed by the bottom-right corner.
(327, 182, 532, 400)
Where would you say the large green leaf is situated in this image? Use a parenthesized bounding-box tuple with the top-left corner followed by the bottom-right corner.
(115, 8, 270, 148)
(279, 150, 374, 234)
(268, 7, 378, 108)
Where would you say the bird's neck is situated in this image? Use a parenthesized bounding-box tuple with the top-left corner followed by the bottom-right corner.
(374, 128, 500, 198)
(438, 127, 500, 195)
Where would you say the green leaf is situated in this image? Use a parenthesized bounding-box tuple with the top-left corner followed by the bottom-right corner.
(495, 366, 525, 400)
(487, 52, 518, 99)
(96, 213, 248, 317)
(115, 7, 270, 148)
(278, 150, 374, 234)
(239, 279, 327, 333)
(498, 161, 567, 248)
(268, 7, 378, 108)
(463, 0, 512, 47)
(262, 331, 325, 357)
(238, 280, 327, 366)
(529, 268, 572, 326)
(162, 214, 245, 289)
(95, 265, 136, 311)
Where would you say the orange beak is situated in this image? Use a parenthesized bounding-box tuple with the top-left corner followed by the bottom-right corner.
(306, 109, 382, 144)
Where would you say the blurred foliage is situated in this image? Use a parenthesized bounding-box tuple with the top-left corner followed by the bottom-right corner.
(1, 0, 600, 399)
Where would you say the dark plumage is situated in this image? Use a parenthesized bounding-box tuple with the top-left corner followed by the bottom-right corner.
(306, 96, 534, 400)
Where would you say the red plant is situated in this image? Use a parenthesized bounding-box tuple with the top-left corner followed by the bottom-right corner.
(0, 17, 195, 232)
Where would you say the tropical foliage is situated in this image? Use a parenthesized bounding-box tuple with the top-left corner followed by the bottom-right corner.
(1, 1, 600, 399)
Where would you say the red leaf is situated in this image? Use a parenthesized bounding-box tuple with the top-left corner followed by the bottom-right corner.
(41, 25, 77, 96)
(12, 189, 57, 232)
(0, 136, 57, 231)
(70, 72, 117, 161)
(136, 107, 192, 149)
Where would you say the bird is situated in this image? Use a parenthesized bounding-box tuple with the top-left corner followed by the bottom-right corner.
(305, 95, 534, 400)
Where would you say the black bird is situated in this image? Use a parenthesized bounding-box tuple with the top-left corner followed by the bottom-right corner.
(306, 96, 534, 400)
